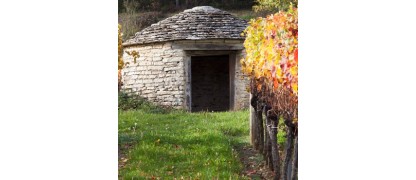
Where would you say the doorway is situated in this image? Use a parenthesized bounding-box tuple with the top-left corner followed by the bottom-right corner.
(191, 55, 230, 112)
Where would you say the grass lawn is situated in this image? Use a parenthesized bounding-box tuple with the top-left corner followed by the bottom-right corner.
(118, 109, 252, 179)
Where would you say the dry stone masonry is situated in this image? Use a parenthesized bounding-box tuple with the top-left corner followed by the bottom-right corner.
(122, 42, 186, 107)
(122, 6, 250, 111)
(124, 6, 247, 45)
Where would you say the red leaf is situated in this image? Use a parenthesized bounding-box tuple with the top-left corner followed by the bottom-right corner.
(294, 48, 298, 63)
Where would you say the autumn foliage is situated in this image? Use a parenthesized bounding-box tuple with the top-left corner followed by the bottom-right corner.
(118, 24, 124, 71)
(119, 24, 124, 90)
(118, 24, 140, 91)
(242, 6, 298, 93)
(241, 6, 298, 179)
(241, 6, 298, 119)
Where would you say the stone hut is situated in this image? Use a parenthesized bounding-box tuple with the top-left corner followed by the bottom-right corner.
(121, 6, 249, 112)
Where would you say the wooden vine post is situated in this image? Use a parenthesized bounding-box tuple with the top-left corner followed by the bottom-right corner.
(263, 105, 273, 170)
(282, 118, 295, 180)
(267, 110, 280, 179)
(291, 134, 298, 180)
(250, 93, 259, 149)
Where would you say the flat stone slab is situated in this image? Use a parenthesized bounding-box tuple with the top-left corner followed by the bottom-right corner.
(123, 6, 248, 46)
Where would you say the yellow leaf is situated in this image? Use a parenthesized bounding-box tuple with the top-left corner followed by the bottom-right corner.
(292, 83, 298, 93)
(155, 139, 161, 145)
(290, 66, 297, 75)
(276, 68, 283, 79)
(255, 70, 261, 79)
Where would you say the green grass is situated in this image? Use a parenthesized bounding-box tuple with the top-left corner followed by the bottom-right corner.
(118, 109, 251, 179)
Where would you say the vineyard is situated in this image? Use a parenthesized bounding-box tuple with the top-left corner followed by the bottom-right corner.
(118, 1, 298, 179)
(241, 5, 298, 180)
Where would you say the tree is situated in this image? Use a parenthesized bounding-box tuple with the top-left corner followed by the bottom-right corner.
(253, 0, 298, 12)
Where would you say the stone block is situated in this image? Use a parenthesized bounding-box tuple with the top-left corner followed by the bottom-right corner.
(153, 57, 162, 61)
(142, 79, 153, 83)
(152, 44, 163, 49)
(148, 66, 164, 71)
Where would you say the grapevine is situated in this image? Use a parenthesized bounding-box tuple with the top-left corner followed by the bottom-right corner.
(241, 5, 298, 179)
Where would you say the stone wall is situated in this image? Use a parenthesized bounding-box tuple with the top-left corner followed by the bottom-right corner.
(234, 49, 250, 110)
(121, 42, 186, 108)
(121, 40, 250, 110)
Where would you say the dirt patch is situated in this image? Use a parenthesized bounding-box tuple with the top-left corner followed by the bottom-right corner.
(236, 145, 275, 179)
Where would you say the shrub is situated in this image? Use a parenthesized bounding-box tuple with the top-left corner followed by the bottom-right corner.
(118, 92, 175, 114)
(118, 92, 146, 110)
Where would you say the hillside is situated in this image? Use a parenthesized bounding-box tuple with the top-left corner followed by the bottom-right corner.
(118, 0, 271, 41)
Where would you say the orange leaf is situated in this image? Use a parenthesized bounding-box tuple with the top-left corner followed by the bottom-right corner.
(273, 79, 279, 89)
(294, 48, 298, 63)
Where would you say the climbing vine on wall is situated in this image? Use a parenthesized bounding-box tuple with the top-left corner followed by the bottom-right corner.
(119, 24, 124, 90)
(118, 23, 140, 91)
(118, 24, 124, 70)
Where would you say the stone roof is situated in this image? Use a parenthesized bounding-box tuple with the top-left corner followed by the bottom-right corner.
(124, 6, 248, 45)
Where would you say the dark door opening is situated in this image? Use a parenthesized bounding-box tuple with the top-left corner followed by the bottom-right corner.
(191, 55, 229, 112)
